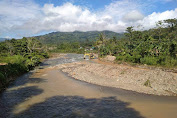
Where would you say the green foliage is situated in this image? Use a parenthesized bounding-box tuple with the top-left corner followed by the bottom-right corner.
(50, 42, 85, 54)
(99, 46, 110, 57)
(164, 57, 177, 67)
(140, 57, 158, 65)
(116, 55, 126, 61)
(97, 18, 177, 68)
(36, 31, 124, 54)
(144, 79, 151, 87)
(1, 55, 26, 64)
(0, 37, 49, 91)
(35, 31, 124, 44)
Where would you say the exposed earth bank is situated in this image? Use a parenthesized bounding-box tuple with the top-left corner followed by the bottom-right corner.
(57, 59, 177, 96)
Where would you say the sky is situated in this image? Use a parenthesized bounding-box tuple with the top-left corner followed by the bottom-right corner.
(0, 0, 177, 38)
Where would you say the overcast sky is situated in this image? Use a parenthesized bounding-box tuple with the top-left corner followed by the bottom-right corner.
(0, 0, 177, 38)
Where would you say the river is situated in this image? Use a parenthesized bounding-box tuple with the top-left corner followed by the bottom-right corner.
(0, 54, 177, 118)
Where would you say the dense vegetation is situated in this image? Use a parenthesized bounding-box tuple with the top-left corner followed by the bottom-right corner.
(51, 42, 84, 53)
(50, 40, 97, 53)
(96, 18, 177, 67)
(0, 37, 49, 90)
(35, 30, 123, 54)
(35, 30, 124, 44)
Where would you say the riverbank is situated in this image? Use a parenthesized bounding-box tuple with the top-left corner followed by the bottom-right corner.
(0, 55, 50, 92)
(1, 53, 177, 118)
(1, 53, 177, 96)
(59, 59, 177, 96)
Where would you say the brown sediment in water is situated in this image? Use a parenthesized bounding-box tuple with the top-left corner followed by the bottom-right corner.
(1, 66, 177, 118)
(0, 54, 177, 118)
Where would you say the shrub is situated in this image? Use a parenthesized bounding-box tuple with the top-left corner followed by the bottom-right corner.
(41, 52, 49, 58)
(132, 54, 141, 63)
(140, 57, 158, 65)
(116, 55, 126, 61)
(124, 54, 133, 62)
(157, 56, 166, 65)
(164, 57, 177, 67)
(1, 55, 26, 64)
(99, 46, 110, 57)
(144, 79, 151, 87)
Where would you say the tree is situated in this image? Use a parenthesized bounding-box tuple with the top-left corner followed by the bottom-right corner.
(95, 33, 109, 56)
(6, 40, 14, 55)
(164, 18, 177, 32)
(125, 26, 134, 40)
(164, 18, 177, 40)
(156, 21, 164, 41)
(97, 18, 177, 67)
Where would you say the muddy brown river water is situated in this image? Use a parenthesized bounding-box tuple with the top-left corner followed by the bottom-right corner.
(0, 54, 177, 118)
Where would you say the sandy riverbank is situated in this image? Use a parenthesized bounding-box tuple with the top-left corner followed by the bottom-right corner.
(55, 59, 177, 96)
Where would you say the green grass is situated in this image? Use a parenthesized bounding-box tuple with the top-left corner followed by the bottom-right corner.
(0, 55, 25, 64)
(0, 53, 49, 92)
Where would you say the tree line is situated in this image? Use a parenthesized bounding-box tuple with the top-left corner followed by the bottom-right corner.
(96, 18, 177, 67)
(0, 37, 49, 90)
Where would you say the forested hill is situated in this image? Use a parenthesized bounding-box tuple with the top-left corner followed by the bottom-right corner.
(34, 30, 124, 44)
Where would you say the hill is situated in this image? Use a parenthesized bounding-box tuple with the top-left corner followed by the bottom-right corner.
(34, 31, 124, 44)
(0, 38, 10, 42)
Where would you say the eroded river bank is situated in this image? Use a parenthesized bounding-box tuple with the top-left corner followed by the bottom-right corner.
(0, 54, 177, 118)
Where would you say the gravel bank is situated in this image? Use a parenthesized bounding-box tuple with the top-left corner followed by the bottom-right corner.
(60, 61, 177, 96)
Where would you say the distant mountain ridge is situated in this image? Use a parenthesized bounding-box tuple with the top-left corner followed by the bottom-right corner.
(0, 38, 10, 42)
(34, 30, 124, 44)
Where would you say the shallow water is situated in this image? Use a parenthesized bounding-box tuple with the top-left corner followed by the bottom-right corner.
(0, 54, 177, 118)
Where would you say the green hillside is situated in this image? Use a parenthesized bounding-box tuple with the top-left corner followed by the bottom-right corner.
(34, 30, 124, 44)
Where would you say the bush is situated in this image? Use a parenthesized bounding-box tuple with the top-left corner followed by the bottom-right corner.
(164, 57, 177, 67)
(124, 54, 133, 62)
(140, 57, 158, 65)
(116, 54, 141, 63)
(157, 56, 166, 65)
(0, 63, 28, 78)
(116, 55, 126, 61)
(99, 46, 110, 57)
(41, 52, 49, 58)
(144, 79, 151, 87)
(132, 54, 141, 63)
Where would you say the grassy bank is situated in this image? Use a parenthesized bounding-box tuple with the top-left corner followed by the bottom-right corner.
(0, 37, 49, 92)
(0, 55, 49, 92)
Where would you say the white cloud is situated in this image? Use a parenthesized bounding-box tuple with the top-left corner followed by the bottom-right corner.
(123, 10, 144, 22)
(0, 0, 177, 38)
(0, 0, 41, 37)
(137, 8, 177, 30)
(104, 0, 141, 20)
